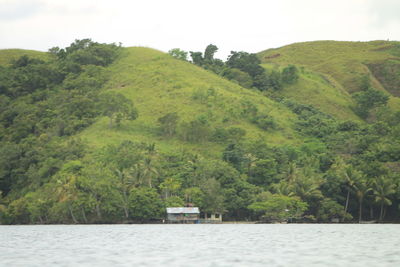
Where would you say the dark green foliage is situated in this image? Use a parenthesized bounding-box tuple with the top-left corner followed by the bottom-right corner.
(168, 48, 188, 61)
(189, 51, 203, 66)
(249, 194, 308, 222)
(129, 187, 164, 221)
(158, 112, 179, 137)
(251, 113, 277, 131)
(185, 45, 291, 92)
(282, 98, 336, 138)
(50, 38, 121, 73)
(98, 92, 138, 127)
(188, 45, 225, 75)
(212, 127, 246, 143)
(0, 39, 120, 199)
(353, 87, 389, 118)
(317, 199, 352, 222)
(221, 68, 253, 88)
(281, 65, 299, 85)
(200, 178, 225, 213)
(204, 44, 218, 63)
(337, 120, 360, 131)
(179, 116, 211, 142)
(226, 51, 264, 78)
(253, 70, 283, 91)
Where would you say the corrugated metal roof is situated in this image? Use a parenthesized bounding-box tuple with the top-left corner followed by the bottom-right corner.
(166, 207, 200, 214)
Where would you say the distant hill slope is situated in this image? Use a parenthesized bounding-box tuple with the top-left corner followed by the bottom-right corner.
(259, 40, 400, 117)
(79, 47, 300, 157)
(0, 49, 50, 66)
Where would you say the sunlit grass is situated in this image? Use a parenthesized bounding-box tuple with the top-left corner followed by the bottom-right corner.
(79, 47, 301, 157)
(259, 40, 400, 118)
(0, 49, 50, 66)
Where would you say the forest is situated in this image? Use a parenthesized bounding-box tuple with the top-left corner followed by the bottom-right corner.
(0, 39, 400, 224)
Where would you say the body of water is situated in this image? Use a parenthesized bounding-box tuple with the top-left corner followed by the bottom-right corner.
(1, 224, 399, 266)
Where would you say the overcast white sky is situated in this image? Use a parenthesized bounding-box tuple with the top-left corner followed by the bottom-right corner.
(1, 0, 399, 59)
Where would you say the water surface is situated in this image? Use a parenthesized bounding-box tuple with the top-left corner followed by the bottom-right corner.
(1, 224, 399, 266)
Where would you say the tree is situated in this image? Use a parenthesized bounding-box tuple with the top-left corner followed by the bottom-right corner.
(352, 176, 372, 223)
(184, 187, 204, 207)
(128, 187, 164, 221)
(226, 51, 264, 78)
(189, 51, 204, 66)
(114, 168, 137, 219)
(249, 194, 308, 222)
(281, 65, 299, 85)
(253, 71, 282, 91)
(133, 157, 159, 188)
(318, 198, 352, 222)
(98, 91, 138, 127)
(168, 48, 188, 61)
(52, 39, 121, 70)
(373, 176, 395, 221)
(248, 158, 278, 187)
(353, 88, 389, 118)
(54, 161, 84, 223)
(200, 178, 224, 215)
(79, 163, 116, 221)
(158, 112, 179, 137)
(160, 177, 181, 199)
(204, 44, 218, 63)
(293, 171, 323, 203)
(179, 117, 211, 142)
(165, 196, 185, 207)
(330, 158, 362, 214)
(221, 68, 253, 88)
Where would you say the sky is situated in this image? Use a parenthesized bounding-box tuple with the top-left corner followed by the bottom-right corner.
(1, 0, 400, 59)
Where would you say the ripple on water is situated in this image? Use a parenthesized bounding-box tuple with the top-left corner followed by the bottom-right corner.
(1, 224, 400, 267)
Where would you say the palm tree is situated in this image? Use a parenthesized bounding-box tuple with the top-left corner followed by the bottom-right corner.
(271, 181, 295, 197)
(285, 162, 299, 184)
(141, 157, 159, 188)
(373, 176, 396, 221)
(330, 157, 360, 214)
(56, 174, 79, 223)
(293, 167, 323, 202)
(343, 166, 362, 214)
(115, 168, 136, 219)
(352, 177, 372, 223)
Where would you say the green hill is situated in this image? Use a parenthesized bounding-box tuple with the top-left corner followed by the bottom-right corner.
(79, 47, 299, 157)
(1, 40, 399, 225)
(0, 49, 50, 66)
(259, 40, 400, 118)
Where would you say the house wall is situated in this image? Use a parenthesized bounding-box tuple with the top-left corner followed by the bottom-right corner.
(167, 213, 199, 221)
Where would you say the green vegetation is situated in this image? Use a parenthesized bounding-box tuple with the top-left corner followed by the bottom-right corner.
(259, 40, 400, 119)
(0, 40, 400, 224)
(0, 49, 50, 66)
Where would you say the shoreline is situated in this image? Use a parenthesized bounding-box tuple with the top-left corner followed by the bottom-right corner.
(2, 221, 400, 225)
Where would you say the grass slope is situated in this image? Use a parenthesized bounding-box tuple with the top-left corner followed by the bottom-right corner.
(0, 49, 49, 66)
(80, 47, 300, 157)
(259, 40, 400, 117)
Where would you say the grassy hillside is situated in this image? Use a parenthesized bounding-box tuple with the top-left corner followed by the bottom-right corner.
(259, 40, 400, 117)
(0, 49, 50, 66)
(79, 47, 300, 157)
(2, 40, 400, 224)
